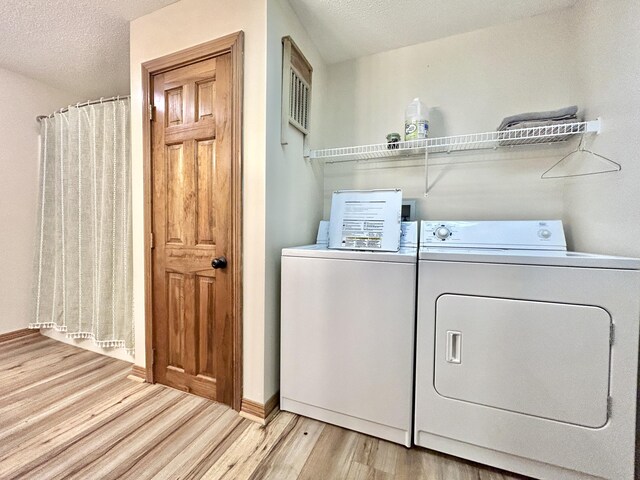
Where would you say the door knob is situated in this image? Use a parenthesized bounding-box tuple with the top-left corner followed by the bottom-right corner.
(211, 256, 227, 269)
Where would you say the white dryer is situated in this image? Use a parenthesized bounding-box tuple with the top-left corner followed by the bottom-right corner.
(414, 220, 640, 480)
(280, 223, 418, 446)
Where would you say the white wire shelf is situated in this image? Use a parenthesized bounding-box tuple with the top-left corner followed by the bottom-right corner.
(309, 119, 601, 163)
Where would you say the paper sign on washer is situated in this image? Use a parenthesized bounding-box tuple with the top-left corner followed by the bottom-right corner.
(328, 189, 402, 252)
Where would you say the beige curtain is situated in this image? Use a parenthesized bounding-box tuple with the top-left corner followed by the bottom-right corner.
(30, 99, 133, 354)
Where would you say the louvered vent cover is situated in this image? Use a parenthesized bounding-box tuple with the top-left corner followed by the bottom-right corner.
(282, 36, 312, 143)
(289, 68, 310, 134)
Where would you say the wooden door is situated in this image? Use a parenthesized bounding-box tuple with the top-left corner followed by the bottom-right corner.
(150, 53, 234, 405)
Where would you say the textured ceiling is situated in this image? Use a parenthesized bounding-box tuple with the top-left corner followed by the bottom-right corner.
(0, 0, 578, 98)
(0, 0, 179, 99)
(287, 0, 578, 64)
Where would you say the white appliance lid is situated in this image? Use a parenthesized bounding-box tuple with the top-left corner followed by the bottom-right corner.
(283, 243, 417, 263)
(418, 247, 640, 269)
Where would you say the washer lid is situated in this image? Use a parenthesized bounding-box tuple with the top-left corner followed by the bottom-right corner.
(419, 247, 640, 269)
(282, 244, 417, 263)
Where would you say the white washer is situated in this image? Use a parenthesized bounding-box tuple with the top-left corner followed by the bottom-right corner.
(414, 220, 640, 480)
(280, 224, 417, 446)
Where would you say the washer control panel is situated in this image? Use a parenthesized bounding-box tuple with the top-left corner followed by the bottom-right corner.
(420, 220, 567, 250)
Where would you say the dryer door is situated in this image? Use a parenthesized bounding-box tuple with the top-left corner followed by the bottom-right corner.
(434, 294, 611, 428)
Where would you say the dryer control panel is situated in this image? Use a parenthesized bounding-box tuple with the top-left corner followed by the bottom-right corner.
(420, 220, 566, 250)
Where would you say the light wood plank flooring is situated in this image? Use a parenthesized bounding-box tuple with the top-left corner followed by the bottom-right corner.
(0, 333, 528, 480)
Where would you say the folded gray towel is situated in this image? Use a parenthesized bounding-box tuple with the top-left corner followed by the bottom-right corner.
(501, 118, 579, 131)
(497, 118, 582, 146)
(498, 106, 579, 131)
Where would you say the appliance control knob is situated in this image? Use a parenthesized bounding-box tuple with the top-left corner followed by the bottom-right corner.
(538, 229, 552, 239)
(435, 226, 451, 240)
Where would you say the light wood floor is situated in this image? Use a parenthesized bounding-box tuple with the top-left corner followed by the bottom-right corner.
(0, 333, 527, 480)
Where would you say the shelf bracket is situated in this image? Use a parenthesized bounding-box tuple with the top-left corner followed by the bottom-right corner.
(424, 148, 430, 196)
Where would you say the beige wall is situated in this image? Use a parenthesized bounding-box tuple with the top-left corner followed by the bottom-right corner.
(130, 0, 268, 402)
(563, 0, 640, 256)
(322, 9, 582, 224)
(0, 67, 77, 335)
(264, 0, 327, 401)
(321, 2, 638, 259)
(262, 1, 640, 404)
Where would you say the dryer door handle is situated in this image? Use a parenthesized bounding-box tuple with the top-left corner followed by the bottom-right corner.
(446, 331, 462, 364)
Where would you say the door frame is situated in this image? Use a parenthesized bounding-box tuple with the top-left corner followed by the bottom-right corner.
(141, 32, 244, 411)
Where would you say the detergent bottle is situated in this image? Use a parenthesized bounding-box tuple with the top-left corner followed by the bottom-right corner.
(404, 98, 429, 141)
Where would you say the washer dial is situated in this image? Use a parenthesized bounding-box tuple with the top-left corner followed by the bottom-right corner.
(435, 226, 451, 240)
(538, 228, 552, 239)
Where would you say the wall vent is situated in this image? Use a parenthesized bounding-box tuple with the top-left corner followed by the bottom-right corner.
(282, 36, 313, 145)
(289, 68, 310, 133)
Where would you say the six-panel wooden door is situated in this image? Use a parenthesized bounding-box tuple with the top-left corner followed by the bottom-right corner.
(151, 53, 234, 405)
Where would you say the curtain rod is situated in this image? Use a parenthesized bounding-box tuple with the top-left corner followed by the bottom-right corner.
(36, 95, 131, 122)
